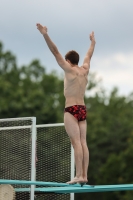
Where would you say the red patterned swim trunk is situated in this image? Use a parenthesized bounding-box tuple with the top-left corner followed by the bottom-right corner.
(64, 105, 87, 121)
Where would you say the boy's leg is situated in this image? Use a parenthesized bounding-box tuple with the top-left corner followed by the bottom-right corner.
(64, 112, 84, 183)
(79, 120, 89, 182)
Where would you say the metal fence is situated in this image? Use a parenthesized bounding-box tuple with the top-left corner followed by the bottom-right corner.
(0, 117, 74, 200)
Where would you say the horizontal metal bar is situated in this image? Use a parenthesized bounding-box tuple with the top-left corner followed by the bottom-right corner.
(36, 123, 64, 128)
(0, 123, 64, 131)
(0, 117, 35, 122)
(0, 126, 31, 131)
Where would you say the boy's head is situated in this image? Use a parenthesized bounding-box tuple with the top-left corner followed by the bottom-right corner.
(65, 50, 79, 65)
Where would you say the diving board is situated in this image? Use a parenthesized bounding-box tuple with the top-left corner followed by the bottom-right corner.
(36, 184, 133, 193)
(0, 179, 69, 187)
(14, 184, 133, 193)
(0, 180, 133, 194)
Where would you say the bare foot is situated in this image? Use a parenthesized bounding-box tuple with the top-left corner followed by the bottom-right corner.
(83, 178, 88, 184)
(67, 177, 84, 184)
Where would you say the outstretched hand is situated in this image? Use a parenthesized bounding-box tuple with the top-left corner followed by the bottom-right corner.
(36, 23, 48, 35)
(90, 32, 95, 42)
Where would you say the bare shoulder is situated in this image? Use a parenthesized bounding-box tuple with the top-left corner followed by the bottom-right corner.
(81, 64, 90, 75)
(55, 52, 73, 73)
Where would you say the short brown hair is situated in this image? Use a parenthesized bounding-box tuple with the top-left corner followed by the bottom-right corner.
(65, 50, 79, 65)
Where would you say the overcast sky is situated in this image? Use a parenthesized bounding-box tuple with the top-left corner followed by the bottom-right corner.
(1, 0, 133, 96)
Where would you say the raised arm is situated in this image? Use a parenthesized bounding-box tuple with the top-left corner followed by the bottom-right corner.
(36, 23, 71, 72)
(83, 32, 96, 72)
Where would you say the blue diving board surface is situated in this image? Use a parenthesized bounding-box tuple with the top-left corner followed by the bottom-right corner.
(0, 179, 69, 187)
(0, 180, 133, 193)
(15, 184, 133, 193)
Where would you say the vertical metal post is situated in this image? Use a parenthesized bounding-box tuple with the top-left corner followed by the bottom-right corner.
(30, 117, 36, 200)
(70, 145, 75, 200)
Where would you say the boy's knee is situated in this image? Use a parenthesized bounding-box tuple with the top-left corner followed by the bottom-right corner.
(81, 140, 88, 147)
(71, 139, 81, 148)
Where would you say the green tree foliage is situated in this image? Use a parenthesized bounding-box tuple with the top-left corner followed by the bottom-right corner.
(76, 90, 133, 200)
(0, 42, 65, 124)
(0, 41, 133, 199)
